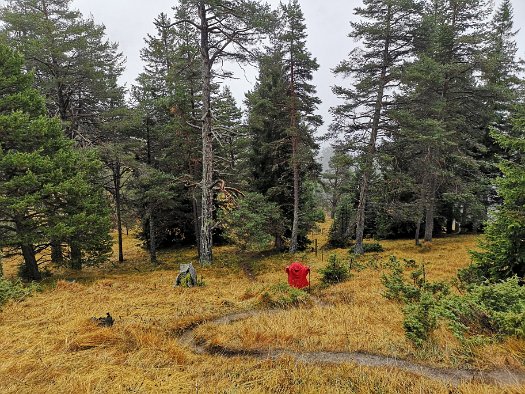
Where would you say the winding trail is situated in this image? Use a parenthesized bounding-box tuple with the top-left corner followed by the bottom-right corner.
(178, 306, 525, 387)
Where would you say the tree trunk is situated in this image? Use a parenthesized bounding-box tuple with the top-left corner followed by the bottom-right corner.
(149, 207, 157, 265)
(113, 161, 124, 262)
(14, 217, 41, 280)
(424, 177, 436, 242)
(289, 36, 300, 253)
(70, 242, 82, 270)
(50, 240, 63, 263)
(290, 135, 300, 253)
(354, 173, 369, 255)
(198, 2, 213, 265)
(354, 3, 392, 255)
(415, 218, 421, 246)
(20, 244, 41, 281)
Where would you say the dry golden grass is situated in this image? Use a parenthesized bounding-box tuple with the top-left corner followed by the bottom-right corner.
(1, 227, 524, 393)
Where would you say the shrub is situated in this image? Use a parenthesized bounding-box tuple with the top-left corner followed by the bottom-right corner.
(441, 277, 525, 339)
(0, 278, 39, 307)
(258, 283, 310, 308)
(403, 291, 439, 347)
(219, 192, 283, 251)
(362, 242, 384, 253)
(319, 254, 350, 285)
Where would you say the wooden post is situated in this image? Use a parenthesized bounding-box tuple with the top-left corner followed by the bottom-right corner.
(315, 239, 318, 256)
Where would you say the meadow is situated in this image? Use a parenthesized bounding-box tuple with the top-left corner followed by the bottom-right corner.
(1, 223, 524, 393)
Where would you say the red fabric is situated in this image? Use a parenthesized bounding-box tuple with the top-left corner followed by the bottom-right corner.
(285, 262, 310, 289)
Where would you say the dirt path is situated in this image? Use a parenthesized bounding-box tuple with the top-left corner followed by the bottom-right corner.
(178, 307, 525, 387)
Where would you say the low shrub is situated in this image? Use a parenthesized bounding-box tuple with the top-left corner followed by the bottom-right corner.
(258, 282, 310, 308)
(0, 277, 39, 308)
(319, 254, 350, 285)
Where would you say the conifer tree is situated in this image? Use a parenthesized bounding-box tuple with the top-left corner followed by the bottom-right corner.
(278, 0, 322, 253)
(165, 0, 273, 264)
(0, 45, 111, 279)
(469, 106, 525, 281)
(390, 0, 492, 243)
(0, 0, 125, 143)
(332, 0, 421, 254)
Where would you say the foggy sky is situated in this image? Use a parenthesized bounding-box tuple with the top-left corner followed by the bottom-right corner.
(70, 0, 525, 138)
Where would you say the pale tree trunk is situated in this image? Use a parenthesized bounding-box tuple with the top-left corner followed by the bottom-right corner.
(290, 135, 300, 253)
(354, 4, 392, 255)
(198, 2, 213, 265)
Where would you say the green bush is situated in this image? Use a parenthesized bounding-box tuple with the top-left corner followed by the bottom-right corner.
(362, 242, 384, 253)
(441, 277, 525, 339)
(219, 192, 283, 251)
(319, 254, 350, 285)
(258, 283, 310, 308)
(382, 256, 525, 346)
(403, 291, 439, 347)
(0, 278, 39, 307)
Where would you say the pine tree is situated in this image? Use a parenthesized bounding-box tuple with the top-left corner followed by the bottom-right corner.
(166, 0, 273, 264)
(469, 107, 525, 281)
(0, 44, 111, 279)
(0, 0, 125, 143)
(278, 0, 322, 253)
(331, 0, 421, 254)
(390, 0, 492, 243)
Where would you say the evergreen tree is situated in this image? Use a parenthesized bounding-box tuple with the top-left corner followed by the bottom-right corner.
(385, 0, 494, 244)
(469, 107, 525, 281)
(0, 0, 125, 143)
(331, 0, 421, 254)
(0, 45, 111, 279)
(161, 0, 273, 264)
(278, 0, 322, 253)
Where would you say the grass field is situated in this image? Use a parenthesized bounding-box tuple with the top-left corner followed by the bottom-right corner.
(1, 223, 524, 393)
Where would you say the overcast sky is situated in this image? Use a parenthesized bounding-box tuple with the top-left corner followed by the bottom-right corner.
(70, 0, 525, 139)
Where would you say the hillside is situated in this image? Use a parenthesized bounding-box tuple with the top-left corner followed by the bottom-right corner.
(1, 226, 524, 393)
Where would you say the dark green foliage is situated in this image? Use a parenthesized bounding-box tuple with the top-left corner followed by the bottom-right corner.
(361, 242, 384, 254)
(258, 282, 310, 309)
(0, 277, 39, 308)
(403, 291, 439, 347)
(465, 107, 525, 282)
(441, 277, 525, 340)
(382, 256, 525, 346)
(1, 0, 125, 142)
(319, 254, 350, 285)
(328, 195, 355, 247)
(219, 192, 283, 251)
(381, 256, 449, 346)
(0, 44, 112, 278)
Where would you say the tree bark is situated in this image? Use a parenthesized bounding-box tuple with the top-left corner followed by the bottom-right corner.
(14, 217, 41, 280)
(149, 207, 157, 265)
(113, 161, 124, 262)
(424, 177, 436, 242)
(70, 242, 82, 270)
(198, 2, 213, 265)
(50, 240, 63, 263)
(354, 3, 392, 255)
(20, 244, 41, 281)
(289, 35, 300, 253)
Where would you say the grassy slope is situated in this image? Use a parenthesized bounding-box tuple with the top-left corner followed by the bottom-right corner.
(0, 226, 524, 394)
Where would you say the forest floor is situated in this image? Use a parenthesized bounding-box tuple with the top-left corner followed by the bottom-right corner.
(1, 221, 525, 393)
